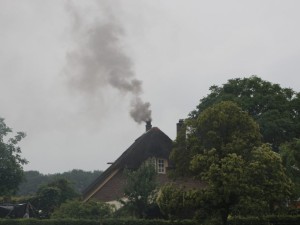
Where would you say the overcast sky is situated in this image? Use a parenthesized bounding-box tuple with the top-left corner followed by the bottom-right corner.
(1, 0, 300, 174)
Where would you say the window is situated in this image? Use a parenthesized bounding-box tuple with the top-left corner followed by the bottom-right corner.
(145, 157, 167, 174)
(157, 159, 165, 174)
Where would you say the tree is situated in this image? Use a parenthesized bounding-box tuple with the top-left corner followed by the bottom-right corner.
(0, 117, 27, 196)
(191, 152, 248, 225)
(189, 76, 300, 150)
(33, 186, 61, 217)
(17, 169, 102, 196)
(246, 145, 293, 213)
(31, 178, 79, 217)
(51, 199, 114, 220)
(169, 124, 191, 177)
(173, 101, 292, 225)
(279, 138, 300, 201)
(122, 162, 157, 218)
(171, 100, 261, 177)
(157, 184, 200, 220)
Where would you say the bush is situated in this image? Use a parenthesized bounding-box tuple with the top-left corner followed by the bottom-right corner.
(51, 200, 114, 220)
(0, 218, 197, 225)
(0, 219, 98, 225)
(0, 216, 299, 225)
(228, 215, 300, 225)
(157, 184, 201, 220)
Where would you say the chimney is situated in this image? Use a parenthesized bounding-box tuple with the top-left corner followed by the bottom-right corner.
(176, 119, 185, 137)
(146, 120, 152, 132)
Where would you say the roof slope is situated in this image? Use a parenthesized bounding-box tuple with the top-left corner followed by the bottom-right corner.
(83, 127, 173, 200)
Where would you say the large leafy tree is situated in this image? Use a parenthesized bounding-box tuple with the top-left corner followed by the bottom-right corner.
(171, 100, 261, 177)
(189, 76, 300, 150)
(0, 118, 27, 196)
(173, 102, 292, 225)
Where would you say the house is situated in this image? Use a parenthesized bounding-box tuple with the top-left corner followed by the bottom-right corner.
(82, 120, 202, 204)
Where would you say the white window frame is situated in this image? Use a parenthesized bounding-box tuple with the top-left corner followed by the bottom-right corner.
(145, 157, 167, 174)
(157, 158, 165, 174)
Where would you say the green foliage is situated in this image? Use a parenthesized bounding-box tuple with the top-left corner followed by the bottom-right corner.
(169, 126, 190, 177)
(0, 218, 198, 225)
(189, 76, 300, 150)
(231, 144, 293, 216)
(280, 138, 300, 200)
(1, 217, 300, 225)
(0, 218, 99, 225)
(228, 215, 300, 225)
(172, 101, 293, 225)
(157, 184, 201, 220)
(122, 163, 157, 218)
(247, 145, 293, 212)
(34, 186, 62, 214)
(192, 101, 261, 158)
(191, 152, 248, 224)
(51, 200, 114, 220)
(0, 118, 27, 196)
(17, 170, 102, 196)
(171, 101, 261, 177)
(30, 178, 80, 217)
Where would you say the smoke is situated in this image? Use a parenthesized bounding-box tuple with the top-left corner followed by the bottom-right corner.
(64, 1, 151, 124)
(130, 97, 151, 124)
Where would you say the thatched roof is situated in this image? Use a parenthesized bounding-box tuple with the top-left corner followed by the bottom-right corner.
(82, 127, 173, 200)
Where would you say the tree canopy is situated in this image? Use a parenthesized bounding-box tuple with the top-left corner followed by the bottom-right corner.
(189, 76, 300, 150)
(17, 169, 102, 196)
(0, 118, 27, 196)
(172, 101, 293, 225)
(171, 101, 261, 177)
(279, 138, 300, 200)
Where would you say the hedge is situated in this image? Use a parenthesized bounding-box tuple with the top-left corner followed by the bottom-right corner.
(228, 215, 300, 225)
(0, 216, 299, 225)
(0, 219, 197, 225)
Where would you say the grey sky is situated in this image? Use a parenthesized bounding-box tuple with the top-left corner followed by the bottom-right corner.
(1, 0, 300, 174)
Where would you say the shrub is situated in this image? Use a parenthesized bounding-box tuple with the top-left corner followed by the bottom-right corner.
(0, 218, 197, 225)
(51, 200, 114, 220)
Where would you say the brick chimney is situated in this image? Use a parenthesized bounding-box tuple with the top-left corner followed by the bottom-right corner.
(176, 119, 185, 137)
(146, 120, 152, 132)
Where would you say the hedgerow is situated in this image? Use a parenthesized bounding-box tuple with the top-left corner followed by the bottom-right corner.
(0, 219, 196, 225)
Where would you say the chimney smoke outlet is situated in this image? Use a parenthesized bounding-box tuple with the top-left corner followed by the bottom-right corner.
(146, 120, 152, 132)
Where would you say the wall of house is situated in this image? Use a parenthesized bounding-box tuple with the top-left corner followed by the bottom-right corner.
(90, 170, 171, 202)
(91, 170, 126, 202)
(89, 168, 204, 203)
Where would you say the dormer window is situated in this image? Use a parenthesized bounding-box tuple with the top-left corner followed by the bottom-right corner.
(157, 159, 165, 174)
(145, 157, 168, 174)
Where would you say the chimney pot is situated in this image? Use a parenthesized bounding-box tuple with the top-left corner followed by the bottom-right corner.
(146, 120, 152, 132)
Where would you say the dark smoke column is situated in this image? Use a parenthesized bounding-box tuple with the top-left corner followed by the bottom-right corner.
(64, 2, 151, 125)
(130, 97, 152, 124)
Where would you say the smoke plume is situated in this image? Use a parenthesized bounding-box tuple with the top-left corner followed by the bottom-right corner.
(64, 1, 151, 124)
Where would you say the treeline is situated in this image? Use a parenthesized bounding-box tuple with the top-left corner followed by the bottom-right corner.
(17, 169, 102, 196)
